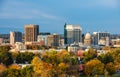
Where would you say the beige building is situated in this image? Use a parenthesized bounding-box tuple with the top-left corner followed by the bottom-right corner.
(84, 32, 91, 45)
(10, 31, 22, 45)
(0, 38, 3, 44)
(47, 35, 54, 47)
(24, 25, 39, 43)
(47, 33, 59, 47)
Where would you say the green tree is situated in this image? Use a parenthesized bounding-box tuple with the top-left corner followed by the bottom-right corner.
(0, 51, 13, 66)
(21, 66, 34, 77)
(97, 52, 115, 77)
(97, 53, 114, 65)
(82, 48, 97, 63)
(4, 69, 21, 77)
(16, 52, 35, 64)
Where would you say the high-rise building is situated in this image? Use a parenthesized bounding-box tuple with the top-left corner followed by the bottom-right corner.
(53, 33, 59, 46)
(10, 31, 22, 45)
(64, 23, 82, 44)
(25, 24, 39, 43)
(93, 32, 110, 45)
(47, 33, 60, 47)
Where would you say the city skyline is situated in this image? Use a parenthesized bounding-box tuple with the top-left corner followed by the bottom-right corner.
(0, 0, 120, 34)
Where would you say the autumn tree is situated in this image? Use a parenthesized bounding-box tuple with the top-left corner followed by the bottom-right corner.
(0, 45, 11, 52)
(85, 59, 104, 77)
(82, 48, 97, 63)
(0, 64, 6, 77)
(32, 50, 79, 77)
(106, 62, 116, 76)
(9, 64, 20, 69)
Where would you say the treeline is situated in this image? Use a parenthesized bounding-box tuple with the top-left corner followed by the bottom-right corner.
(0, 45, 120, 77)
(82, 47, 120, 77)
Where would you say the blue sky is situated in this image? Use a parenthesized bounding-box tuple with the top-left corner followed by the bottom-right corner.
(0, 0, 120, 34)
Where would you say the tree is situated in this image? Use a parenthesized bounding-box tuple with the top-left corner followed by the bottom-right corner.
(16, 52, 35, 64)
(31, 56, 42, 75)
(102, 46, 110, 50)
(4, 69, 21, 77)
(0, 64, 6, 77)
(16, 53, 26, 63)
(58, 62, 69, 76)
(0, 51, 13, 66)
(82, 48, 97, 63)
(20, 66, 34, 77)
(111, 48, 120, 63)
(9, 64, 20, 69)
(11, 52, 19, 63)
(97, 53, 114, 65)
(85, 59, 104, 77)
(106, 62, 116, 76)
(57, 50, 70, 64)
(0, 45, 11, 52)
(32, 50, 79, 77)
(97, 52, 114, 77)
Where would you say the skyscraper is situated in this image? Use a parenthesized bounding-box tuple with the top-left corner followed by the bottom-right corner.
(64, 23, 82, 44)
(10, 31, 22, 45)
(25, 24, 39, 43)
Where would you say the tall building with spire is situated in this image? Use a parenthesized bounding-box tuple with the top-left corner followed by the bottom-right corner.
(64, 23, 82, 44)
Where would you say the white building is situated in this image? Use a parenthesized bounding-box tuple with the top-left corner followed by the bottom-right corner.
(15, 42, 26, 51)
(93, 32, 110, 45)
(37, 35, 48, 46)
(68, 44, 80, 54)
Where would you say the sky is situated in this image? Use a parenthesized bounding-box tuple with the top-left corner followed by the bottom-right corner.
(0, 0, 120, 34)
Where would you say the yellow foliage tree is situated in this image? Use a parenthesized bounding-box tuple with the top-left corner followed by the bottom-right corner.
(9, 64, 20, 69)
(106, 62, 116, 76)
(0, 64, 6, 72)
(85, 59, 104, 77)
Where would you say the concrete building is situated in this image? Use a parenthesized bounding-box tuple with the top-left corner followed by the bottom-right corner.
(59, 34, 64, 46)
(47, 33, 60, 47)
(24, 24, 39, 43)
(39, 32, 50, 35)
(0, 38, 4, 44)
(10, 31, 22, 45)
(47, 35, 54, 47)
(53, 33, 59, 46)
(64, 23, 82, 45)
(37, 35, 48, 46)
(111, 38, 120, 47)
(93, 32, 110, 45)
(0, 34, 10, 43)
(68, 44, 80, 54)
